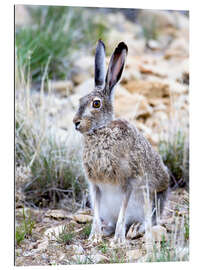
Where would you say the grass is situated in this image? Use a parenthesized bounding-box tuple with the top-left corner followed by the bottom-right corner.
(15, 207, 35, 245)
(15, 59, 86, 208)
(81, 223, 92, 239)
(15, 6, 109, 84)
(159, 130, 189, 188)
(56, 225, 75, 245)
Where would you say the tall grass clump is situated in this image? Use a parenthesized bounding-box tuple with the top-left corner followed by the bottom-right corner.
(15, 6, 108, 84)
(158, 130, 189, 189)
(139, 182, 189, 263)
(15, 65, 86, 208)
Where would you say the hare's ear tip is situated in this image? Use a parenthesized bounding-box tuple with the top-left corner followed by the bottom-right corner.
(97, 39, 105, 47)
(117, 42, 128, 53)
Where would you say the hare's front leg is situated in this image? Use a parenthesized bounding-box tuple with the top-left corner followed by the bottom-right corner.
(114, 184, 132, 244)
(89, 184, 102, 243)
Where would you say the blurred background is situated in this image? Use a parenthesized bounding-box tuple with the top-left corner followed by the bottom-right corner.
(15, 6, 189, 265)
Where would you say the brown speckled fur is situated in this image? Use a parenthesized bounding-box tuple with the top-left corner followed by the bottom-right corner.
(83, 119, 169, 191)
(73, 40, 169, 242)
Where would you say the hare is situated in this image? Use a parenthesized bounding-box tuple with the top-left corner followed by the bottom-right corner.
(73, 40, 169, 243)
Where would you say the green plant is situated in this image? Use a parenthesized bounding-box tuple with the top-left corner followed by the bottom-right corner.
(158, 130, 189, 188)
(81, 223, 91, 239)
(15, 6, 108, 84)
(56, 226, 74, 245)
(16, 98, 86, 208)
(109, 248, 126, 264)
(15, 207, 35, 245)
(98, 241, 108, 254)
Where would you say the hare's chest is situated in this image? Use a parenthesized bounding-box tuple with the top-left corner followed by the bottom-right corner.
(83, 135, 120, 183)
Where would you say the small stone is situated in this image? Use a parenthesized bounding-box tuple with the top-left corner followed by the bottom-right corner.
(126, 249, 143, 262)
(51, 80, 73, 96)
(44, 225, 66, 240)
(45, 209, 69, 219)
(72, 214, 93, 223)
(66, 244, 84, 254)
(151, 225, 168, 242)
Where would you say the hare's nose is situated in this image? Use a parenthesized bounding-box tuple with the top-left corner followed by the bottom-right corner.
(75, 121, 81, 130)
(73, 116, 81, 130)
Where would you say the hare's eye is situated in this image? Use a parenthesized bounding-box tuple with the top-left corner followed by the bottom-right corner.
(92, 100, 101, 108)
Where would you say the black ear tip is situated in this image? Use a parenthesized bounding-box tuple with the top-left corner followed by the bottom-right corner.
(117, 42, 128, 53)
(97, 39, 105, 50)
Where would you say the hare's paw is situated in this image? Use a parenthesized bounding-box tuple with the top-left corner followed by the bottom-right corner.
(88, 232, 102, 244)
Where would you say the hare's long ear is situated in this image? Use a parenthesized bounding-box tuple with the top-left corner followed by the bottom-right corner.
(105, 42, 128, 97)
(95, 39, 106, 90)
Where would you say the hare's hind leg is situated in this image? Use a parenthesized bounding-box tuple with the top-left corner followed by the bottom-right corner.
(89, 183, 102, 243)
(152, 189, 168, 225)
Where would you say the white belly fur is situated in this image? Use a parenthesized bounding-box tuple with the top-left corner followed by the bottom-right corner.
(91, 182, 145, 227)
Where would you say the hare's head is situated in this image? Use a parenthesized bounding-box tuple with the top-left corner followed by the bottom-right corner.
(73, 40, 128, 134)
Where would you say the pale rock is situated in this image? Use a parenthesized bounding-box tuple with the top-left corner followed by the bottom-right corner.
(138, 10, 177, 30)
(147, 39, 162, 51)
(44, 225, 66, 240)
(121, 68, 142, 84)
(138, 64, 168, 78)
(50, 80, 73, 96)
(72, 214, 93, 223)
(74, 56, 94, 73)
(173, 12, 189, 31)
(15, 5, 31, 26)
(66, 244, 84, 254)
(126, 249, 143, 262)
(164, 38, 189, 59)
(115, 91, 153, 120)
(72, 71, 91, 85)
(124, 80, 170, 99)
(169, 81, 188, 95)
(151, 225, 168, 242)
(73, 78, 94, 96)
(35, 239, 49, 252)
(45, 209, 69, 219)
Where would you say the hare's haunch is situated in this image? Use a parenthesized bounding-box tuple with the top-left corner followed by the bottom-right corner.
(73, 40, 169, 243)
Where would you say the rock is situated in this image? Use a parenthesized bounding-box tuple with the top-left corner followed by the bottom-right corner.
(74, 56, 94, 74)
(150, 225, 168, 242)
(45, 209, 69, 219)
(44, 225, 66, 240)
(73, 78, 94, 96)
(138, 64, 167, 78)
(121, 68, 142, 84)
(137, 10, 177, 30)
(147, 39, 162, 51)
(173, 12, 189, 31)
(114, 91, 153, 120)
(72, 254, 108, 264)
(34, 239, 49, 252)
(164, 38, 189, 59)
(72, 214, 93, 223)
(72, 56, 94, 85)
(15, 5, 31, 27)
(126, 249, 143, 262)
(66, 244, 84, 254)
(124, 80, 170, 99)
(50, 80, 73, 96)
(72, 71, 91, 85)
